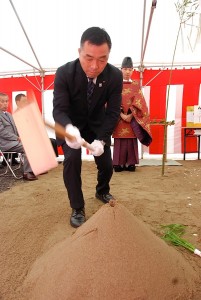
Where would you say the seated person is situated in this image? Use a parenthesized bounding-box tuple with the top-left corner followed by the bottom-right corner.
(1, 94, 28, 167)
(15, 93, 28, 109)
(0, 92, 37, 180)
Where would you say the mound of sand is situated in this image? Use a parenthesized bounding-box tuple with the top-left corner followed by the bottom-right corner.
(22, 203, 198, 300)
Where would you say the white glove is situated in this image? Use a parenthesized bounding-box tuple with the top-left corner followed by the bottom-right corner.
(65, 124, 83, 149)
(90, 140, 104, 156)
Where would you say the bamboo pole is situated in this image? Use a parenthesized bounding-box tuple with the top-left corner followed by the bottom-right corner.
(162, 22, 182, 176)
(162, 0, 198, 175)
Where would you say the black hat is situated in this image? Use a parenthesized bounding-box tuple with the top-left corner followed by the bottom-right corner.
(121, 57, 133, 68)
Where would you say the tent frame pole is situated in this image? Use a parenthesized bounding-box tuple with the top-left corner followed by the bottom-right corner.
(139, 0, 157, 159)
(9, 0, 44, 74)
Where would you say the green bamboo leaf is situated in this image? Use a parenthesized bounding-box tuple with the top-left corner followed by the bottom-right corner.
(161, 223, 196, 253)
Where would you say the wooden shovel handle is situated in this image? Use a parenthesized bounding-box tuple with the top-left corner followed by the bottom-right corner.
(44, 121, 94, 151)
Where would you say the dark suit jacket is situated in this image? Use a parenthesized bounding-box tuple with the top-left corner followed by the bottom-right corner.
(53, 59, 123, 146)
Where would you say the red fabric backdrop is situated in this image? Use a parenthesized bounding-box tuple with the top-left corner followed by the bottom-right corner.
(1, 68, 201, 155)
(132, 68, 201, 154)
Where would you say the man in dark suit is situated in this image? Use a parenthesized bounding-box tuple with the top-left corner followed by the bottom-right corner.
(1, 93, 28, 167)
(0, 93, 37, 180)
(53, 27, 123, 228)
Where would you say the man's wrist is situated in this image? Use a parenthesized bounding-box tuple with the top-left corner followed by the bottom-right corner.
(97, 139, 105, 146)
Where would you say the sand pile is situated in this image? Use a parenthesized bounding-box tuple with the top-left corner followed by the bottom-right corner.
(21, 203, 198, 300)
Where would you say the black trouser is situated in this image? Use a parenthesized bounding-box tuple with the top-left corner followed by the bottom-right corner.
(2, 152, 18, 165)
(50, 138, 58, 157)
(62, 143, 113, 209)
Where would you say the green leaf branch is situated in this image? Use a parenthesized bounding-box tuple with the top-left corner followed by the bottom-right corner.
(161, 223, 201, 257)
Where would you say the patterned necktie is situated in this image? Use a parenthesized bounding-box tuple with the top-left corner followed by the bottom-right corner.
(87, 78, 95, 107)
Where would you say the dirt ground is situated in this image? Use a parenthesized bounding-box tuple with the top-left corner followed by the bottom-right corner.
(1, 159, 201, 299)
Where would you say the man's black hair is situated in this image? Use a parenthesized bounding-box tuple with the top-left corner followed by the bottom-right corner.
(80, 27, 112, 50)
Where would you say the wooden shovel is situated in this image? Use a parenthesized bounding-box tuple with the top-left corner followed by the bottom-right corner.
(44, 121, 94, 152)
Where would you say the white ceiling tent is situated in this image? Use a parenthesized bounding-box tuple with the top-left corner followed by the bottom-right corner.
(1, 0, 201, 78)
(1, 0, 201, 161)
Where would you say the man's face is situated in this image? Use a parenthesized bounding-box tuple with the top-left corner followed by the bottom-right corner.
(78, 41, 110, 78)
(121, 68, 133, 81)
(0, 95, 9, 112)
(16, 96, 28, 108)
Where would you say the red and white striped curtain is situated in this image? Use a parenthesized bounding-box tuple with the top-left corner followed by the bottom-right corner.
(1, 68, 201, 155)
